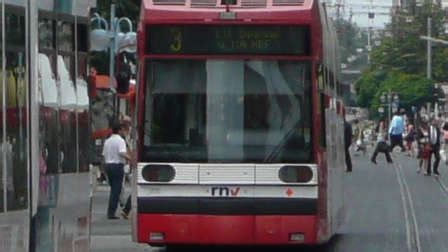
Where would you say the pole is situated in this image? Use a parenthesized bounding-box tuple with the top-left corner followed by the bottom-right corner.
(388, 91, 392, 125)
(109, 1, 119, 118)
(427, 17, 432, 79)
(367, 27, 371, 64)
(109, 2, 116, 89)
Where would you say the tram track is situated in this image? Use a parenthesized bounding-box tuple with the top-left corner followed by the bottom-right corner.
(435, 176, 448, 196)
(394, 163, 422, 252)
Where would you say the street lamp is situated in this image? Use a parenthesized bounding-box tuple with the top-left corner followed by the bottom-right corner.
(89, 10, 136, 89)
(380, 91, 399, 124)
(433, 83, 446, 119)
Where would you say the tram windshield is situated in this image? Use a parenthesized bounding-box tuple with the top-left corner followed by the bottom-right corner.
(142, 60, 312, 163)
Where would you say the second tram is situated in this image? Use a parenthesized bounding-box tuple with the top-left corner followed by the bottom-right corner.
(0, 1, 93, 251)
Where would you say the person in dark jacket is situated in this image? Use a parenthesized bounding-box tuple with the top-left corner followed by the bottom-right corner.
(344, 120, 353, 172)
(427, 118, 441, 176)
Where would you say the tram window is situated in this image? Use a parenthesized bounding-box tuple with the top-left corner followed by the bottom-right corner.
(60, 55, 75, 81)
(5, 10, 28, 210)
(77, 23, 88, 53)
(77, 54, 88, 78)
(0, 127, 3, 212)
(320, 93, 326, 148)
(60, 111, 77, 173)
(41, 108, 59, 174)
(39, 19, 55, 50)
(0, 5, 3, 211)
(58, 21, 74, 52)
(38, 52, 59, 174)
(328, 71, 335, 91)
(143, 60, 312, 163)
(5, 13, 25, 47)
(317, 64, 324, 91)
(78, 110, 90, 172)
(77, 55, 90, 172)
(58, 55, 77, 174)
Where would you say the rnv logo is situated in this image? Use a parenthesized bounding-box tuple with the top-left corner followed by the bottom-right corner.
(211, 187, 240, 197)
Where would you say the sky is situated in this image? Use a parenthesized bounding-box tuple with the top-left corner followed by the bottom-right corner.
(333, 0, 392, 28)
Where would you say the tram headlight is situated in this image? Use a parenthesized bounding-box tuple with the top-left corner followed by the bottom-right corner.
(141, 165, 175, 182)
(279, 165, 313, 183)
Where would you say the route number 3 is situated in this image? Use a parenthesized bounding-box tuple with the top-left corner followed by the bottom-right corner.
(169, 29, 182, 52)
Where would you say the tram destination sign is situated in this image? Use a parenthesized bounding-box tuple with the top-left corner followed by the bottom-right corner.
(146, 25, 310, 55)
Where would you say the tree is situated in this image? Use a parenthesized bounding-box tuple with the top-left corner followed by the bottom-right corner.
(356, 3, 445, 116)
(355, 69, 387, 108)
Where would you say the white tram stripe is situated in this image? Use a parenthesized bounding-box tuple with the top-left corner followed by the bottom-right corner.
(137, 163, 318, 185)
(137, 185, 318, 198)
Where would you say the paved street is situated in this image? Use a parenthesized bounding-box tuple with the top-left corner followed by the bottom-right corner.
(91, 147, 448, 251)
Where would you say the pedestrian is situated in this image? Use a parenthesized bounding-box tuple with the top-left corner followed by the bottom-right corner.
(388, 111, 406, 152)
(404, 123, 417, 157)
(118, 115, 132, 207)
(121, 195, 131, 219)
(371, 119, 393, 164)
(442, 121, 448, 165)
(344, 119, 353, 172)
(416, 121, 431, 174)
(102, 123, 132, 219)
(427, 118, 441, 176)
(355, 127, 367, 155)
(352, 119, 366, 155)
(118, 115, 134, 219)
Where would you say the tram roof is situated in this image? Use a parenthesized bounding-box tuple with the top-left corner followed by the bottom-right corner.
(141, 0, 315, 16)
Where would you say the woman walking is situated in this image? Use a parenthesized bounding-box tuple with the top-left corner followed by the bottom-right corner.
(416, 121, 431, 174)
(405, 123, 417, 157)
(371, 119, 393, 164)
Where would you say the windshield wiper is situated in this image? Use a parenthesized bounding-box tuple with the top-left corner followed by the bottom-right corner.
(263, 122, 301, 162)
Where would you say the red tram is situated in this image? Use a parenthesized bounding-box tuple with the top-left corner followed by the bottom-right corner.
(134, 0, 346, 246)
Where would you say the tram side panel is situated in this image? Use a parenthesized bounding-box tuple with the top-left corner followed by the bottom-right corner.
(33, 12, 91, 252)
(0, 3, 30, 252)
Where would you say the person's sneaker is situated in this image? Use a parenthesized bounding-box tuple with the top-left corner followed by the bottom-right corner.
(121, 211, 129, 220)
(371, 159, 377, 164)
(424, 172, 431, 176)
(434, 172, 440, 177)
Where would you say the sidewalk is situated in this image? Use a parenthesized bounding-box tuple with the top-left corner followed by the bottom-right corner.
(90, 184, 152, 252)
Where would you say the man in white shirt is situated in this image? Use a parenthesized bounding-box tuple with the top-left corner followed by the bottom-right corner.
(388, 111, 406, 152)
(102, 123, 131, 219)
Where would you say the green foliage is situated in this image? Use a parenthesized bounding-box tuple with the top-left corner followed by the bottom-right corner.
(356, 3, 445, 116)
(355, 69, 386, 107)
(361, 71, 433, 117)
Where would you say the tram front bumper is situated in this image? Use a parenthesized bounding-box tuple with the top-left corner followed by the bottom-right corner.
(137, 214, 317, 245)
